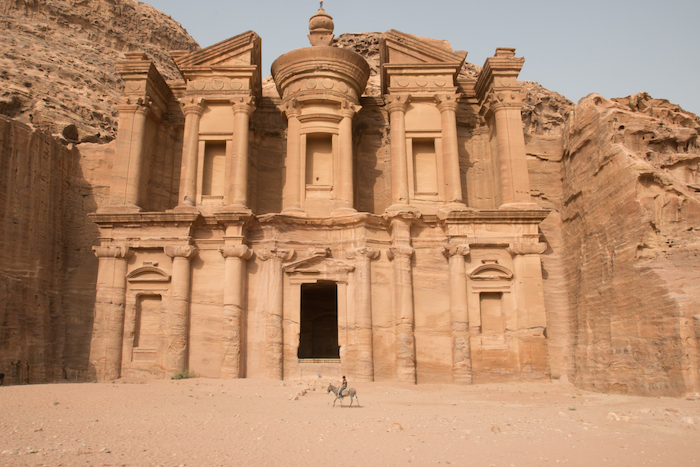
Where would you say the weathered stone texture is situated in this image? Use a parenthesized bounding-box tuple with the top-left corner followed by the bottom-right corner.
(0, 115, 88, 383)
(560, 93, 700, 395)
(0, 0, 198, 141)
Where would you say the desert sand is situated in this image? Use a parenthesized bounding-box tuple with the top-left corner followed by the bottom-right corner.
(1, 377, 698, 466)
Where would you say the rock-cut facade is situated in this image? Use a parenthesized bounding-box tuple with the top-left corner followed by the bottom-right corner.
(88, 8, 554, 384)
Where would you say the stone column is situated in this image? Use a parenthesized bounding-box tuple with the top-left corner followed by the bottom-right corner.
(335, 100, 361, 214)
(346, 246, 380, 381)
(228, 96, 255, 209)
(258, 247, 294, 379)
(164, 245, 198, 373)
(280, 100, 304, 215)
(384, 94, 411, 207)
(110, 101, 151, 209)
(177, 98, 204, 208)
(444, 244, 471, 384)
(490, 93, 532, 207)
(89, 245, 133, 381)
(387, 215, 416, 383)
(435, 94, 464, 204)
(219, 245, 254, 378)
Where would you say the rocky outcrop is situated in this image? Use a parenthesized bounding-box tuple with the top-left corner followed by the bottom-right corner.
(560, 93, 700, 396)
(0, 0, 198, 142)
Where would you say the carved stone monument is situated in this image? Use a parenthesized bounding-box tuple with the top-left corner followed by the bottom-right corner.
(88, 8, 550, 384)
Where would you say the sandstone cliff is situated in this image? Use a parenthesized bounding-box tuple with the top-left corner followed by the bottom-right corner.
(560, 93, 700, 395)
(0, 0, 198, 142)
(2, 1, 700, 395)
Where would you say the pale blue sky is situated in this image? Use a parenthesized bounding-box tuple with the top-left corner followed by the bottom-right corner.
(142, 0, 700, 115)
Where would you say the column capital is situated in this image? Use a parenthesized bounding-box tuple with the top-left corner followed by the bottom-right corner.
(257, 247, 294, 262)
(346, 246, 380, 261)
(507, 242, 547, 256)
(340, 99, 362, 118)
(231, 95, 256, 115)
(443, 244, 470, 259)
(164, 245, 199, 259)
(387, 245, 414, 261)
(383, 93, 411, 113)
(179, 97, 205, 116)
(278, 98, 301, 119)
(219, 245, 254, 260)
(92, 245, 133, 259)
(486, 89, 525, 112)
(435, 93, 460, 113)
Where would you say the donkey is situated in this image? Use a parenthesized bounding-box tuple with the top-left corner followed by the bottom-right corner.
(327, 383, 360, 407)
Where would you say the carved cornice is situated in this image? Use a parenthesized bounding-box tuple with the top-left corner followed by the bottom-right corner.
(475, 47, 524, 105)
(346, 247, 380, 261)
(219, 245, 254, 260)
(383, 94, 411, 113)
(507, 242, 547, 256)
(92, 245, 133, 259)
(164, 245, 198, 259)
(443, 244, 470, 259)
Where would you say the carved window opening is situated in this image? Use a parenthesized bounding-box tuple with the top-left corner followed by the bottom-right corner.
(305, 133, 333, 187)
(480, 292, 505, 344)
(134, 295, 162, 351)
(298, 280, 339, 359)
(202, 141, 226, 197)
(412, 138, 439, 196)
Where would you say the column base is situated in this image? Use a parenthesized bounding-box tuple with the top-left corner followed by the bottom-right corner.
(331, 207, 357, 217)
(96, 204, 142, 214)
(384, 204, 420, 218)
(216, 204, 252, 215)
(171, 204, 199, 213)
(281, 206, 308, 217)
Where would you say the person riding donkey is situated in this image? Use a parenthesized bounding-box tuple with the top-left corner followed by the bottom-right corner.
(338, 376, 348, 400)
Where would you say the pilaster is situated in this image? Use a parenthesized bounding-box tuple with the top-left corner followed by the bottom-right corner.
(258, 247, 294, 379)
(164, 245, 198, 373)
(219, 245, 254, 378)
(346, 246, 380, 381)
(176, 98, 204, 210)
(443, 244, 472, 384)
(435, 93, 465, 205)
(89, 245, 133, 381)
(384, 94, 411, 209)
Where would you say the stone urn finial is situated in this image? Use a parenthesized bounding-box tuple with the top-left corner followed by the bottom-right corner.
(308, 7, 334, 46)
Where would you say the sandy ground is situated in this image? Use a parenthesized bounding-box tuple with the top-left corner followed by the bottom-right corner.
(1, 377, 699, 467)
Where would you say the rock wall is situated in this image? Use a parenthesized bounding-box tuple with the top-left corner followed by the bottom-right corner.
(560, 93, 700, 396)
(0, 0, 198, 142)
(0, 116, 91, 383)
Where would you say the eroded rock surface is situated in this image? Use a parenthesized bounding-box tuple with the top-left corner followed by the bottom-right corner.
(561, 93, 700, 395)
(0, 0, 198, 142)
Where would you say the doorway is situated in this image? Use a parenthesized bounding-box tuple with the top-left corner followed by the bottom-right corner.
(298, 281, 339, 359)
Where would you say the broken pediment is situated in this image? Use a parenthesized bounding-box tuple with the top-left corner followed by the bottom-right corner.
(380, 30, 466, 95)
(381, 30, 466, 66)
(172, 31, 262, 97)
(284, 248, 355, 278)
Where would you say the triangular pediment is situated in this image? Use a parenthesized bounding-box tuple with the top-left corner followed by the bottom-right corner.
(173, 31, 261, 71)
(284, 248, 354, 276)
(381, 30, 467, 66)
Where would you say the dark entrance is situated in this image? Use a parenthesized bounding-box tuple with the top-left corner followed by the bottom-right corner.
(298, 281, 339, 359)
